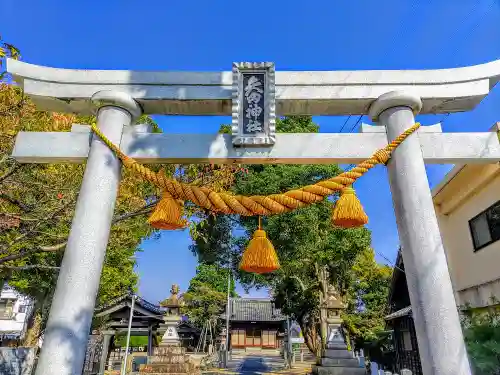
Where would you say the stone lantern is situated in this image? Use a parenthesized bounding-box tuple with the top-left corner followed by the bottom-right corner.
(158, 284, 184, 346)
(323, 285, 347, 346)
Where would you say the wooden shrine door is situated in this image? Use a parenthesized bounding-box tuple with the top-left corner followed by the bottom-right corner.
(262, 330, 277, 349)
(231, 329, 245, 348)
(245, 328, 262, 347)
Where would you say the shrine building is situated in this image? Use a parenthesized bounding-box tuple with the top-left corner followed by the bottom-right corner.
(221, 298, 287, 350)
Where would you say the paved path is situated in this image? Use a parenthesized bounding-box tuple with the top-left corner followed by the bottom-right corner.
(215, 351, 312, 375)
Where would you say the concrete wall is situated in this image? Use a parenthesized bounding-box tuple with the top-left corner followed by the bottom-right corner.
(434, 163, 500, 308)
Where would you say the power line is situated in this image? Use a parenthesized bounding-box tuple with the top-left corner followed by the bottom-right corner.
(348, 115, 364, 134)
(375, 250, 405, 274)
(339, 115, 352, 133)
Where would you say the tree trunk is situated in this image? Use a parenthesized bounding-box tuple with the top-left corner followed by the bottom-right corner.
(316, 264, 328, 350)
(299, 313, 322, 364)
(22, 291, 51, 347)
(22, 309, 42, 347)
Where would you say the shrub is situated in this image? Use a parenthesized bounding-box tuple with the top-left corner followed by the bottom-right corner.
(462, 308, 500, 375)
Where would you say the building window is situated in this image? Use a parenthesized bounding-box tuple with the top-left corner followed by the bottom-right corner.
(402, 330, 413, 351)
(18, 304, 27, 313)
(469, 200, 500, 251)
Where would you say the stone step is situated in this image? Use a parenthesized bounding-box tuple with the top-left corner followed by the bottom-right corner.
(153, 346, 186, 356)
(148, 354, 189, 364)
(321, 358, 361, 367)
(323, 349, 354, 359)
(139, 363, 196, 373)
(313, 366, 366, 375)
(326, 343, 348, 350)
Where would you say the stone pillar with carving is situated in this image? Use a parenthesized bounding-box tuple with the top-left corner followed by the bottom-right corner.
(313, 286, 365, 375)
(323, 286, 347, 348)
(158, 284, 183, 346)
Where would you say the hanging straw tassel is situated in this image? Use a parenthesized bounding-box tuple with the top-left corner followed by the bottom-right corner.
(239, 217, 280, 274)
(332, 186, 368, 228)
(147, 191, 187, 230)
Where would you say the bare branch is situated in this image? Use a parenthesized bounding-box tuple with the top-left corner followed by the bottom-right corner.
(0, 265, 60, 271)
(9, 197, 76, 246)
(112, 199, 158, 224)
(290, 275, 307, 291)
(0, 199, 158, 265)
(0, 164, 22, 184)
(0, 193, 31, 211)
(39, 242, 67, 252)
(0, 242, 67, 265)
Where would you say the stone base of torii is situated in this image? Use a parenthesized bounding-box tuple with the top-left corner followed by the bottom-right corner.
(7, 58, 500, 375)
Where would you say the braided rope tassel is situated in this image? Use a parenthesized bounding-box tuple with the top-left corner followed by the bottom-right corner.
(240, 216, 280, 274)
(91, 123, 421, 217)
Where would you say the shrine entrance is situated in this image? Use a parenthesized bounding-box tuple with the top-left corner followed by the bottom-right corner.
(245, 329, 261, 348)
(7, 57, 500, 375)
(225, 298, 285, 351)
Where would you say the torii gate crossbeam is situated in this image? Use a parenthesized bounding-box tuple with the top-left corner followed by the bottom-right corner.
(8, 58, 500, 375)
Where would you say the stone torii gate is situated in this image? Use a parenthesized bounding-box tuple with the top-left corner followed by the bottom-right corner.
(7, 59, 500, 375)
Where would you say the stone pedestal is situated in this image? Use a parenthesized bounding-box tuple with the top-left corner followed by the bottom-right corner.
(159, 317, 181, 346)
(158, 284, 183, 347)
(313, 341, 365, 375)
(139, 346, 199, 375)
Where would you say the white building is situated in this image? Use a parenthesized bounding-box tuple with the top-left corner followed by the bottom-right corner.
(0, 284, 32, 345)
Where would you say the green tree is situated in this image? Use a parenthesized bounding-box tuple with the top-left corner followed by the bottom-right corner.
(462, 309, 500, 375)
(182, 263, 237, 329)
(0, 84, 160, 344)
(190, 116, 374, 358)
(343, 248, 392, 348)
(0, 35, 20, 80)
(0, 42, 240, 344)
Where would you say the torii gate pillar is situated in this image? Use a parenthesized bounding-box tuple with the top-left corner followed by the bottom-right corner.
(34, 91, 142, 375)
(370, 91, 472, 375)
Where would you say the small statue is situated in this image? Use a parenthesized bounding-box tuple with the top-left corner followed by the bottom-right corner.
(159, 284, 184, 308)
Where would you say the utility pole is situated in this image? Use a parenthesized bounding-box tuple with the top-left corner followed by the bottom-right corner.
(286, 318, 292, 369)
(121, 294, 135, 375)
(224, 270, 231, 368)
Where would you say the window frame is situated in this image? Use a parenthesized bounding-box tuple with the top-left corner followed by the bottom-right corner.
(401, 329, 413, 351)
(469, 200, 500, 252)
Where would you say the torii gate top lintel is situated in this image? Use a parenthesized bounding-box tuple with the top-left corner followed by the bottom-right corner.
(7, 57, 500, 116)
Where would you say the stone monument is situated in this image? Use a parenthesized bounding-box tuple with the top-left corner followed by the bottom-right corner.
(313, 286, 365, 375)
(136, 285, 200, 374)
(158, 284, 183, 346)
(138, 346, 198, 375)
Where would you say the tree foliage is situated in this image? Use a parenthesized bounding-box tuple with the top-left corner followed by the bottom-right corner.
(189, 116, 390, 358)
(0, 35, 20, 81)
(0, 84, 161, 342)
(0, 42, 240, 343)
(182, 263, 237, 329)
(343, 248, 392, 346)
(462, 309, 500, 375)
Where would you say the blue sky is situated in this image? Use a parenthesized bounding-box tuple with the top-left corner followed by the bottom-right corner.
(2, 0, 500, 303)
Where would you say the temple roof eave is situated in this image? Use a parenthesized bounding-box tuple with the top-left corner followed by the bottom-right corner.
(95, 293, 165, 319)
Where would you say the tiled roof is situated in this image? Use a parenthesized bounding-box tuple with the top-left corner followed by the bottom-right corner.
(385, 306, 412, 321)
(95, 292, 165, 316)
(221, 298, 287, 322)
